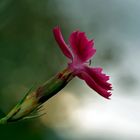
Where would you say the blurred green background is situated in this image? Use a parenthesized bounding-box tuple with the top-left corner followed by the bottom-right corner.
(0, 0, 140, 140)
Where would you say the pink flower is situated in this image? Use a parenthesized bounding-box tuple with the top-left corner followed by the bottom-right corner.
(53, 26, 112, 99)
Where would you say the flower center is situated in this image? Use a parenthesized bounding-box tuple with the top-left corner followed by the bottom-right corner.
(68, 62, 85, 75)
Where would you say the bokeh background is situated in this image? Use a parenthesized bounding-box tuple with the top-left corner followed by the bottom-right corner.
(0, 0, 140, 140)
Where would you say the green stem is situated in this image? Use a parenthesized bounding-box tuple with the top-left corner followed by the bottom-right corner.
(0, 117, 7, 124)
(0, 68, 74, 124)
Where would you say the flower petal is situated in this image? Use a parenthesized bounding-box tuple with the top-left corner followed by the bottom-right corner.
(77, 68, 112, 99)
(69, 31, 96, 63)
(85, 67, 112, 91)
(53, 26, 73, 59)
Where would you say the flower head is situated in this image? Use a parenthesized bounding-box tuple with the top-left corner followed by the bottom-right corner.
(53, 26, 112, 99)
